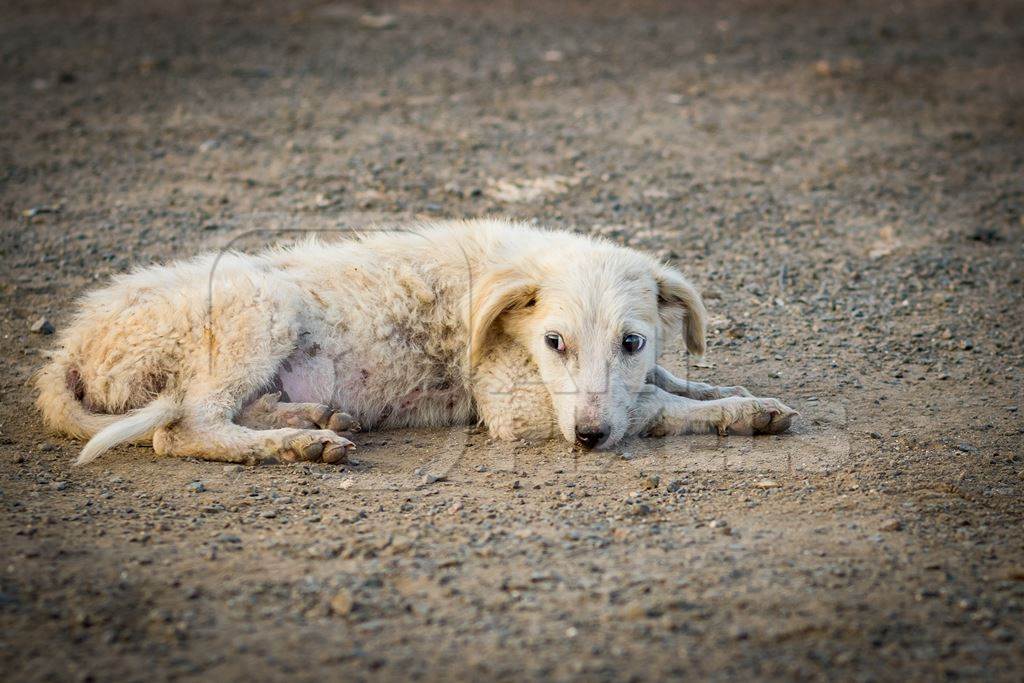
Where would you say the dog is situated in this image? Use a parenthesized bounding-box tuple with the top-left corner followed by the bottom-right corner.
(35, 219, 796, 466)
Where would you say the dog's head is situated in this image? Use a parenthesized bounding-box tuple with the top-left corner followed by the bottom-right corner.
(468, 238, 705, 449)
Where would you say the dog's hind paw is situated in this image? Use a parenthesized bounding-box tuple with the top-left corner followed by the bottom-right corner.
(240, 394, 360, 434)
(260, 429, 355, 464)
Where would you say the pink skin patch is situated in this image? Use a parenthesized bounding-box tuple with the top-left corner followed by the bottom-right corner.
(275, 350, 335, 405)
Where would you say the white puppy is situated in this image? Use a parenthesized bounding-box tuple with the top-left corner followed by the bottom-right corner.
(35, 220, 795, 465)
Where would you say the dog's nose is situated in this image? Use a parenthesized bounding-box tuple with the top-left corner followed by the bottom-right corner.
(574, 426, 608, 450)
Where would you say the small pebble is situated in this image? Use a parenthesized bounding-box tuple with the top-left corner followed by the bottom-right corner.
(957, 598, 978, 611)
(30, 317, 55, 335)
(187, 481, 206, 493)
(223, 465, 243, 474)
(359, 13, 396, 29)
(879, 518, 903, 532)
(22, 206, 59, 218)
(1001, 567, 1024, 581)
(990, 627, 1014, 643)
(329, 589, 355, 616)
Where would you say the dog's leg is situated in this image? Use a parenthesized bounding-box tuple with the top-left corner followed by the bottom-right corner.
(153, 397, 354, 465)
(472, 336, 558, 442)
(474, 379, 558, 442)
(631, 385, 796, 437)
(237, 392, 360, 433)
(648, 365, 752, 400)
(154, 418, 354, 464)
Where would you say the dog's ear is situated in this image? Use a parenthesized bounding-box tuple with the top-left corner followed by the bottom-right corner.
(467, 268, 538, 366)
(655, 265, 706, 356)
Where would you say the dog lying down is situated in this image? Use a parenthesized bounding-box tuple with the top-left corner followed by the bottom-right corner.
(35, 220, 796, 466)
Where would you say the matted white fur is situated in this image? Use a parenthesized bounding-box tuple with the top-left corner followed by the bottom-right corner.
(35, 219, 795, 466)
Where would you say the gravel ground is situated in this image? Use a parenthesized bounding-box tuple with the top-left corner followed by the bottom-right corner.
(1, 1, 1023, 681)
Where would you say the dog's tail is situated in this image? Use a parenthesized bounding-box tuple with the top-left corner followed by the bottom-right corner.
(73, 397, 179, 466)
(35, 354, 180, 466)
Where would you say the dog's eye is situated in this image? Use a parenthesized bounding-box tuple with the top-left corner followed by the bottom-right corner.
(622, 333, 646, 354)
(544, 332, 565, 353)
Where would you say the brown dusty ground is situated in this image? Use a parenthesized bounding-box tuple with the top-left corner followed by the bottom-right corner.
(1, 1, 1023, 681)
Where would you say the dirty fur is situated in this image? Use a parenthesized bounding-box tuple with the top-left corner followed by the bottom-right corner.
(34, 219, 796, 466)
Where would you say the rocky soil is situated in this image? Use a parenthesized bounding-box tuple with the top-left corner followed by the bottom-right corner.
(1, 0, 1022, 681)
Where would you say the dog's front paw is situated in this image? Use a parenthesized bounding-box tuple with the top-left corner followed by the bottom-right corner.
(719, 398, 797, 436)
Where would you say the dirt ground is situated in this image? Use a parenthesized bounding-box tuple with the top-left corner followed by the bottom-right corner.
(1, 0, 1023, 680)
